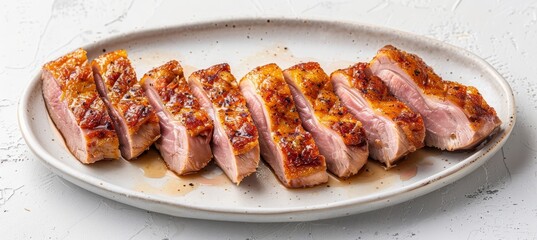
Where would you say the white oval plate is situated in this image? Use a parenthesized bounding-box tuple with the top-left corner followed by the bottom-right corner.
(19, 18, 515, 222)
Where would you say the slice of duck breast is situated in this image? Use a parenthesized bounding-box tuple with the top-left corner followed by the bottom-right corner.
(331, 62, 425, 167)
(42, 49, 120, 163)
(140, 60, 214, 175)
(240, 63, 328, 188)
(188, 63, 260, 184)
(369, 45, 502, 150)
(92, 50, 160, 160)
(283, 62, 368, 178)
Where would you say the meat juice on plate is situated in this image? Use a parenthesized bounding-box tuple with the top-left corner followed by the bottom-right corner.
(133, 157, 230, 197)
(327, 148, 440, 197)
(129, 148, 440, 198)
(130, 148, 168, 178)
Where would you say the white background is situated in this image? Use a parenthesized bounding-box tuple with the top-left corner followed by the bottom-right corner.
(1, 0, 536, 239)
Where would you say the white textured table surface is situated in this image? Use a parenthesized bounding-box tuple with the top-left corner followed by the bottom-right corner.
(1, 0, 536, 239)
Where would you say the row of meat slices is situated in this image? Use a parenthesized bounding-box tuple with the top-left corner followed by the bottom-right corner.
(42, 45, 502, 188)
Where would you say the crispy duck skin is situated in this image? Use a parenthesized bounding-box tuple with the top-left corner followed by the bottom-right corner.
(188, 63, 260, 184)
(141, 60, 214, 175)
(331, 63, 425, 167)
(92, 50, 160, 160)
(240, 63, 328, 188)
(370, 45, 501, 150)
(283, 62, 368, 178)
(42, 49, 120, 163)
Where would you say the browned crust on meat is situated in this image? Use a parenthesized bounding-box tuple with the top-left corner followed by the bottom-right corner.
(373, 45, 501, 130)
(284, 62, 367, 146)
(140, 60, 213, 137)
(43, 48, 117, 139)
(91, 50, 159, 134)
(336, 62, 425, 149)
(241, 63, 326, 179)
(189, 63, 258, 155)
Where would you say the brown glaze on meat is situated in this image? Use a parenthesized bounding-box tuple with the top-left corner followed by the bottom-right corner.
(92, 50, 160, 160)
(189, 63, 260, 184)
(92, 50, 159, 133)
(340, 63, 425, 149)
(141, 60, 213, 175)
(191, 63, 258, 155)
(141, 60, 213, 137)
(285, 62, 367, 146)
(374, 45, 499, 131)
(256, 65, 324, 173)
(283, 62, 368, 177)
(42, 48, 119, 163)
(370, 45, 501, 150)
(44, 52, 114, 136)
(240, 63, 327, 187)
